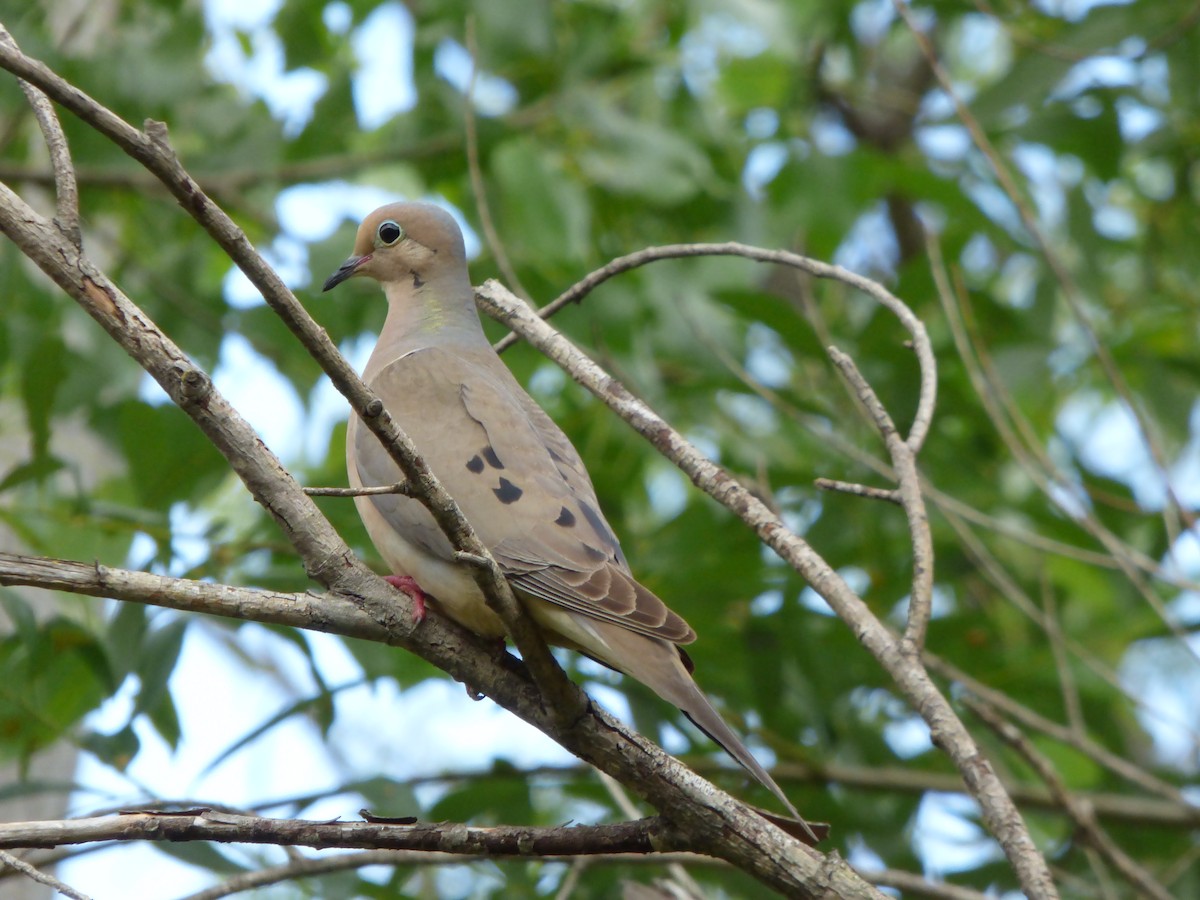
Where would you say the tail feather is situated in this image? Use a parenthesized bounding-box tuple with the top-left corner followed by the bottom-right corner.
(582, 618, 816, 841)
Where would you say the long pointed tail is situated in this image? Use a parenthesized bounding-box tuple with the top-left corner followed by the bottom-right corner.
(585, 619, 817, 841)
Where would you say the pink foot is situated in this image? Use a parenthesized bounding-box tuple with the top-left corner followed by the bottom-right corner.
(384, 575, 427, 623)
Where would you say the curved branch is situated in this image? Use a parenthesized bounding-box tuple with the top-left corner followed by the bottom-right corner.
(826, 347, 934, 649)
(495, 241, 937, 454)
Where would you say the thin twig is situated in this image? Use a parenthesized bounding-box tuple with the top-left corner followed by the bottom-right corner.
(827, 346, 935, 648)
(1040, 575, 1086, 737)
(1, 30, 79, 248)
(867, 868, 994, 900)
(0, 849, 91, 900)
(815, 478, 901, 504)
(303, 482, 410, 498)
(552, 858, 589, 900)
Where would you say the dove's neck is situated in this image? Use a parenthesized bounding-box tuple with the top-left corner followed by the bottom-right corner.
(365, 271, 487, 380)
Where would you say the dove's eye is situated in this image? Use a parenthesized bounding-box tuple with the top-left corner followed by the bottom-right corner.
(377, 220, 404, 245)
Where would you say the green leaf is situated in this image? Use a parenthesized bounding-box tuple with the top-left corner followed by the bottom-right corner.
(20, 333, 69, 460)
(134, 617, 189, 722)
(80, 723, 141, 771)
(113, 401, 225, 510)
(106, 601, 149, 682)
(0, 618, 111, 762)
(490, 136, 592, 267)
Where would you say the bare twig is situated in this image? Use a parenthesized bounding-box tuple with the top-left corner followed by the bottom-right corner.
(303, 482, 411, 498)
(867, 868, 993, 900)
(0, 809, 672, 855)
(177, 850, 438, 900)
(815, 478, 901, 504)
(1040, 576, 1086, 737)
(0, 30, 79, 248)
(0, 849, 91, 900)
(827, 347, 935, 649)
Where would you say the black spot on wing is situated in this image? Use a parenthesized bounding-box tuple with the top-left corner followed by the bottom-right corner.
(578, 500, 617, 550)
(481, 445, 503, 469)
(555, 506, 576, 527)
(466, 455, 485, 473)
(493, 478, 523, 504)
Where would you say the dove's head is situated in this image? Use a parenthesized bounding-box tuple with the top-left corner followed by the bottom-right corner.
(322, 202, 467, 292)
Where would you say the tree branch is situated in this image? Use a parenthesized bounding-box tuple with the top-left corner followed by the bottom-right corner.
(0, 849, 90, 900)
(0, 809, 672, 856)
(2, 28, 78, 250)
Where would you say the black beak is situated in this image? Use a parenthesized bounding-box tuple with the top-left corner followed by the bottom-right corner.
(322, 255, 368, 291)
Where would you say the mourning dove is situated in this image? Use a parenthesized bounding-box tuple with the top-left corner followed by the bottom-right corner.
(324, 201, 803, 823)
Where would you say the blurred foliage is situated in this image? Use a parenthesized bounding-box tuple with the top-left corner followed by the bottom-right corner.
(2, 0, 1199, 896)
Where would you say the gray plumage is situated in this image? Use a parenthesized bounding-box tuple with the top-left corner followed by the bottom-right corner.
(325, 202, 801, 823)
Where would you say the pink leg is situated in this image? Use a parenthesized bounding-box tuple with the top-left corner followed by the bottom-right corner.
(384, 575, 427, 623)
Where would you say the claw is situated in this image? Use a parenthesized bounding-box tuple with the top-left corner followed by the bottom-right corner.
(384, 575, 427, 623)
